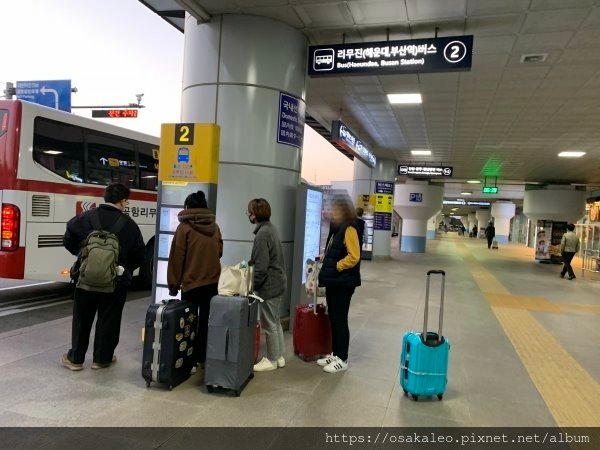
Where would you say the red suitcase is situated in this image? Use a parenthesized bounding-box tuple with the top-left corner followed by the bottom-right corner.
(293, 303, 332, 361)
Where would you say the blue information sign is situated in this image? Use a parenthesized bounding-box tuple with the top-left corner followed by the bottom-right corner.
(375, 181, 394, 195)
(374, 212, 392, 231)
(277, 92, 305, 148)
(409, 193, 423, 203)
(16, 79, 71, 112)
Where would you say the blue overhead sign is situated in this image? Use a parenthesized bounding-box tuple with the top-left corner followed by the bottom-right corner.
(277, 92, 305, 148)
(16, 79, 72, 112)
(375, 181, 394, 195)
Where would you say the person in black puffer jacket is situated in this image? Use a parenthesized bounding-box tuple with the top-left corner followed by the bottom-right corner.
(317, 195, 361, 374)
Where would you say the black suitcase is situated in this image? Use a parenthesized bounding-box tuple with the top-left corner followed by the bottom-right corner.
(142, 299, 198, 390)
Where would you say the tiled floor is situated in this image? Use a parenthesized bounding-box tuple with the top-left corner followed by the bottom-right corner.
(1, 234, 599, 427)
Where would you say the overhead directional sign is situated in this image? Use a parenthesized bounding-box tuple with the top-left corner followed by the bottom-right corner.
(444, 199, 491, 207)
(16, 79, 71, 112)
(308, 35, 473, 77)
(397, 164, 453, 177)
(331, 120, 376, 168)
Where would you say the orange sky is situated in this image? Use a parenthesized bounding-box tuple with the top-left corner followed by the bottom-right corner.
(300, 126, 354, 185)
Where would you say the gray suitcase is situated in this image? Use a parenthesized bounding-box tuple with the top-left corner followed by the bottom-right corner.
(205, 265, 259, 396)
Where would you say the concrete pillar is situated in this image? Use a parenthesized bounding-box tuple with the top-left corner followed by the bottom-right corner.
(371, 159, 396, 259)
(468, 212, 477, 231)
(394, 183, 444, 253)
(426, 211, 440, 239)
(523, 186, 586, 223)
(352, 159, 372, 204)
(491, 202, 516, 244)
(181, 14, 306, 316)
(476, 209, 491, 237)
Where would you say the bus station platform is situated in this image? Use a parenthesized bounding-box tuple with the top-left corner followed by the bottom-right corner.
(0, 234, 599, 430)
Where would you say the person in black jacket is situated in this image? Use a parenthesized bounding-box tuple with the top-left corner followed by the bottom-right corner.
(61, 183, 145, 371)
(485, 220, 496, 249)
(317, 195, 361, 374)
(355, 207, 366, 251)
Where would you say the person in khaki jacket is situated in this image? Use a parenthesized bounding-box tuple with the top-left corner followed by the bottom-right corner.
(560, 223, 580, 280)
(167, 191, 223, 370)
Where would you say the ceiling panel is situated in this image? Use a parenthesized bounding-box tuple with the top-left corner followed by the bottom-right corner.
(519, 9, 590, 34)
(347, 0, 408, 25)
(294, 3, 354, 28)
(529, 0, 596, 11)
(405, 0, 467, 21)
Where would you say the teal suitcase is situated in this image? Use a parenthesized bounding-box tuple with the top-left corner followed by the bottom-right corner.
(400, 270, 450, 401)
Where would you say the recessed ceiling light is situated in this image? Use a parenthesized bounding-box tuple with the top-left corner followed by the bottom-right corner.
(451, 208, 459, 211)
(388, 93, 422, 104)
(461, 191, 472, 196)
(466, 180, 481, 184)
(558, 151, 585, 158)
(411, 149, 431, 156)
(43, 150, 62, 155)
(142, 175, 157, 179)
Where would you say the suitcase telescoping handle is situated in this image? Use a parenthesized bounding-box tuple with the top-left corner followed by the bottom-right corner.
(313, 256, 324, 316)
(423, 269, 445, 344)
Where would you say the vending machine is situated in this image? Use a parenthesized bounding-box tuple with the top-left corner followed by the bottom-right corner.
(535, 220, 567, 263)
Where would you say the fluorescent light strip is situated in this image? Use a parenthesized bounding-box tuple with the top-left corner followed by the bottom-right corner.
(466, 180, 481, 184)
(43, 150, 63, 155)
(388, 93, 422, 104)
(411, 149, 431, 156)
(558, 151, 585, 158)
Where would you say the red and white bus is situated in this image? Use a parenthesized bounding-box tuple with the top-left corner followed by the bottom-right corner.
(0, 100, 159, 286)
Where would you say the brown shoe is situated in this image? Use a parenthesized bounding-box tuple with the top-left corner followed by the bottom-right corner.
(61, 354, 83, 371)
(91, 355, 117, 370)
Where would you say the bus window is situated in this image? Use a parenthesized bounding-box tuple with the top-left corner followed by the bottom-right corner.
(86, 132, 136, 188)
(138, 142, 158, 191)
(33, 117, 84, 183)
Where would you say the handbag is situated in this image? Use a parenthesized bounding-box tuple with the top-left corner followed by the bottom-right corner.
(305, 259, 326, 298)
(218, 261, 248, 296)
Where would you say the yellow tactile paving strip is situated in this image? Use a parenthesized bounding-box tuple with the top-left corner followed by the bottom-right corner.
(459, 242, 600, 427)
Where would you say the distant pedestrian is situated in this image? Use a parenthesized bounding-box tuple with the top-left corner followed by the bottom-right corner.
(167, 190, 223, 371)
(472, 225, 478, 238)
(560, 224, 580, 280)
(62, 183, 145, 371)
(355, 207, 366, 252)
(485, 221, 495, 249)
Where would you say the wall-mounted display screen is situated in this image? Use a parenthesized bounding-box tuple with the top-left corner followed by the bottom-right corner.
(302, 188, 323, 284)
(159, 207, 181, 232)
(158, 233, 174, 259)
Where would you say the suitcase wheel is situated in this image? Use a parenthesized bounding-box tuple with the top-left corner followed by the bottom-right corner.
(402, 389, 408, 397)
(234, 390, 241, 397)
(249, 373, 255, 380)
(168, 385, 173, 391)
(437, 394, 443, 401)
(411, 394, 418, 402)
(146, 380, 151, 389)
(207, 385, 215, 393)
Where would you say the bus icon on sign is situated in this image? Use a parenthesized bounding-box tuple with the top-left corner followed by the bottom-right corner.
(177, 147, 190, 163)
(313, 49, 334, 71)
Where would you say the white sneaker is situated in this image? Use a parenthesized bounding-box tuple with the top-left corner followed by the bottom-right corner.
(277, 357, 286, 368)
(317, 354, 336, 367)
(253, 357, 277, 372)
(190, 366, 197, 375)
(323, 357, 348, 373)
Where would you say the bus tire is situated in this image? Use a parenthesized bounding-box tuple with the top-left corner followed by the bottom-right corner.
(139, 239, 155, 290)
